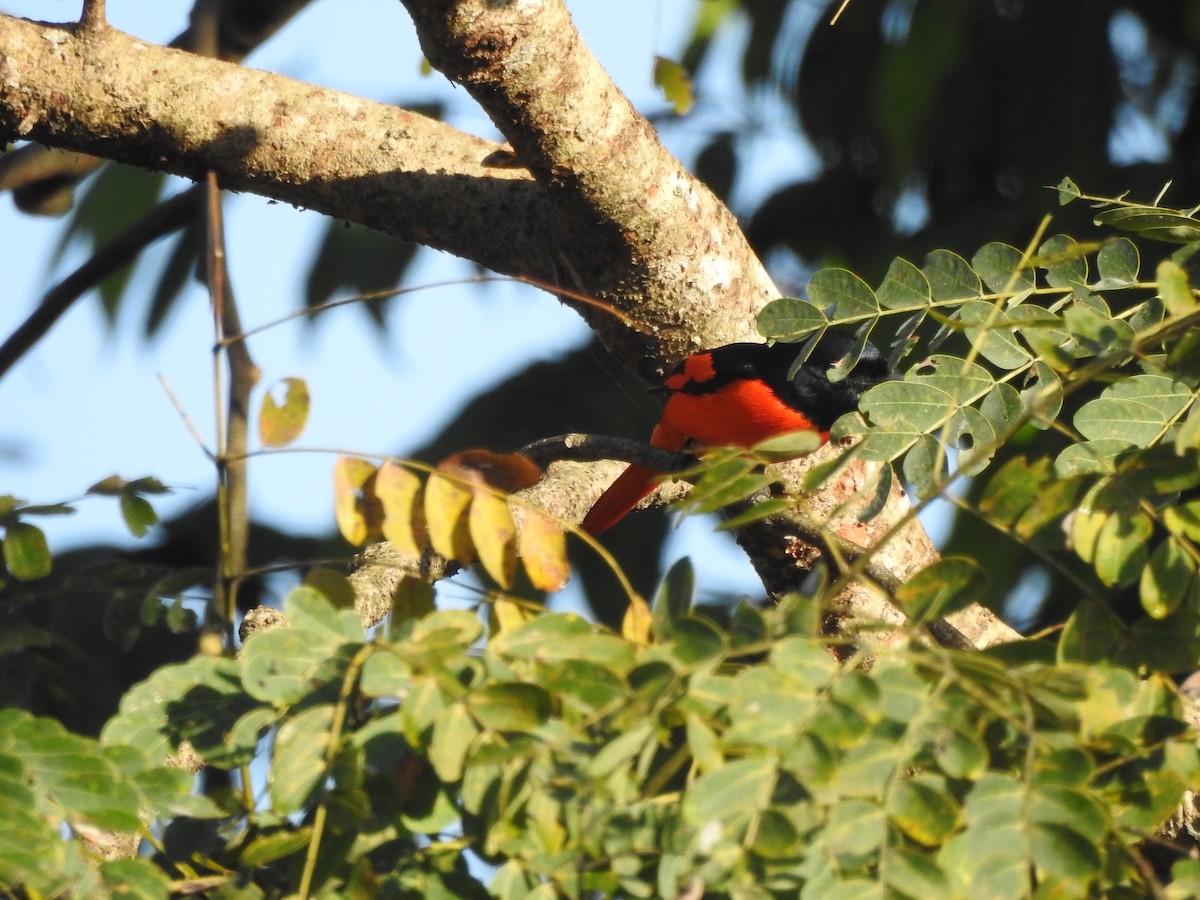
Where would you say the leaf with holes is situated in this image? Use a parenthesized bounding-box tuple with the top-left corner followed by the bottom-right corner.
(259, 377, 310, 448)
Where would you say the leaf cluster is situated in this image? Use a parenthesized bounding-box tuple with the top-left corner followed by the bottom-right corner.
(2, 578, 1188, 897)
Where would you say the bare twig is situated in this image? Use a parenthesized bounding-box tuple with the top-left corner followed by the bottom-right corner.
(0, 186, 201, 381)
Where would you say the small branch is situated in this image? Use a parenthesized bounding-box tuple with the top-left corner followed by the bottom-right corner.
(204, 169, 260, 639)
(519, 433, 692, 472)
(0, 186, 201, 382)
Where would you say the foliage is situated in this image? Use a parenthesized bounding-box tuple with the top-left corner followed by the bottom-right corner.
(7, 189, 1200, 896)
(0, 577, 1193, 897)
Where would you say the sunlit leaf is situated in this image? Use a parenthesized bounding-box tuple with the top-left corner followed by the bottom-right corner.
(1158, 258, 1195, 316)
(756, 297, 828, 342)
(332, 456, 379, 546)
(375, 461, 425, 557)
(516, 506, 569, 592)
(271, 705, 334, 813)
(1075, 374, 1194, 447)
(258, 377, 310, 448)
(807, 268, 880, 321)
(653, 55, 694, 114)
(424, 469, 474, 563)
(468, 489, 517, 588)
(876, 256, 932, 310)
(972, 242, 1034, 294)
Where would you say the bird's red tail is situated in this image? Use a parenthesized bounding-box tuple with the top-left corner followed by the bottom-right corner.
(581, 423, 685, 535)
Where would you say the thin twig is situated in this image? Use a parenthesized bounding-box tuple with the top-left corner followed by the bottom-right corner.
(155, 373, 214, 459)
(0, 186, 200, 381)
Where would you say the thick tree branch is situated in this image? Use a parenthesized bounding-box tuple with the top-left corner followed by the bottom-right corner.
(0, 14, 556, 284)
(400, 0, 777, 375)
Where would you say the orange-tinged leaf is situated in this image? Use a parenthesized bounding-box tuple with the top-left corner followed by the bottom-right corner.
(469, 490, 517, 588)
(518, 506, 569, 592)
(425, 470, 474, 562)
(377, 461, 426, 557)
(333, 456, 379, 546)
(440, 449, 542, 492)
(622, 594, 652, 645)
(259, 377, 310, 448)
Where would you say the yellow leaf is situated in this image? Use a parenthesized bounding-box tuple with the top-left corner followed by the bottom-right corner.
(425, 470, 474, 562)
(490, 596, 538, 636)
(622, 594, 652, 645)
(259, 377, 310, 448)
(332, 457, 379, 546)
(377, 461, 426, 557)
(1158, 259, 1195, 316)
(517, 506, 570, 592)
(469, 489, 517, 588)
(653, 55, 694, 115)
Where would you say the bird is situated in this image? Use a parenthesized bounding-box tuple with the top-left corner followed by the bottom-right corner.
(581, 330, 891, 535)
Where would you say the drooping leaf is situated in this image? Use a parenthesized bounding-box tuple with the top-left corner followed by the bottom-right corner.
(3, 522, 51, 580)
(332, 456, 379, 546)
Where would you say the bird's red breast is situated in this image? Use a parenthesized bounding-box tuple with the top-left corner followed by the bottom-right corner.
(581, 331, 889, 535)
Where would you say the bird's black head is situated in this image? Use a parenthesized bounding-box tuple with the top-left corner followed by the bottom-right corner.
(770, 329, 892, 431)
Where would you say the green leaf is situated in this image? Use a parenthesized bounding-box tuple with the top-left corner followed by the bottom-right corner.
(807, 268, 880, 321)
(259, 377, 310, 448)
(1074, 374, 1194, 447)
(923, 248, 982, 301)
(429, 702, 478, 782)
(1058, 600, 1123, 664)
(240, 828, 313, 867)
(490, 612, 593, 659)
(466, 683, 551, 733)
(119, 492, 159, 537)
(956, 300, 1030, 368)
(3, 521, 51, 580)
(884, 846, 951, 897)
(756, 297, 828, 342)
(682, 757, 776, 838)
(1158, 258, 1196, 316)
(102, 656, 261, 766)
(825, 798, 886, 859)
(1093, 204, 1200, 244)
(1037, 234, 1088, 292)
(972, 242, 1034, 294)
(1094, 237, 1139, 288)
(1141, 537, 1199, 619)
(241, 625, 358, 706)
(876, 257, 932, 310)
(1029, 822, 1102, 880)
(271, 705, 335, 813)
(932, 725, 989, 780)
(889, 778, 960, 846)
(99, 859, 172, 899)
(1056, 176, 1081, 205)
(652, 556, 695, 639)
(895, 556, 987, 625)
